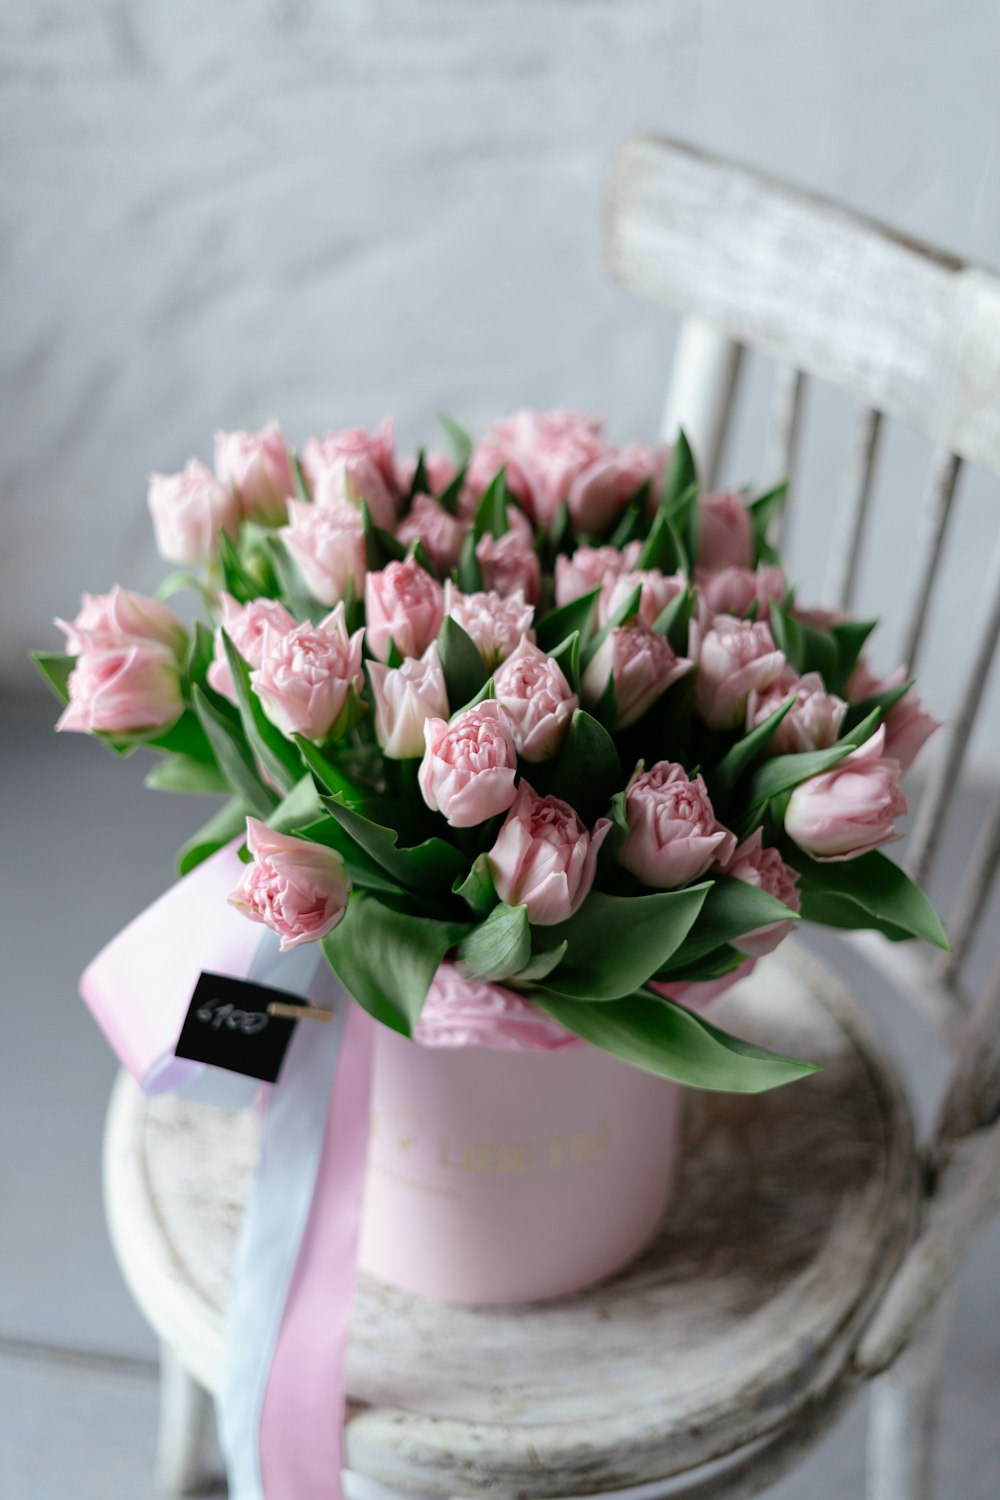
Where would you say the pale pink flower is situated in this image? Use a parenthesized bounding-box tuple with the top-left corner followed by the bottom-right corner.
(747, 669, 847, 754)
(475, 527, 542, 603)
(148, 459, 241, 566)
(207, 593, 298, 703)
(696, 490, 754, 571)
(365, 558, 445, 662)
(280, 499, 367, 606)
(694, 564, 786, 622)
(251, 604, 364, 743)
(57, 644, 183, 735)
(229, 818, 350, 952)
(693, 615, 786, 729)
(582, 620, 693, 729)
(598, 568, 687, 629)
(567, 441, 668, 534)
(462, 441, 534, 515)
(555, 543, 641, 608)
(487, 781, 611, 925)
(493, 636, 578, 761)
(470, 409, 611, 526)
(847, 662, 940, 772)
(368, 648, 449, 759)
(718, 830, 801, 956)
(304, 421, 398, 529)
(418, 700, 518, 827)
(396, 450, 458, 497)
(650, 958, 758, 1011)
(617, 761, 736, 889)
(784, 726, 907, 861)
(213, 422, 294, 527)
(415, 962, 581, 1051)
(56, 586, 187, 659)
(397, 494, 468, 574)
(443, 583, 535, 670)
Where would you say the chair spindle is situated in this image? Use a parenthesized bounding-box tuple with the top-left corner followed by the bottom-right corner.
(898, 451, 962, 674)
(826, 408, 883, 611)
(765, 365, 806, 549)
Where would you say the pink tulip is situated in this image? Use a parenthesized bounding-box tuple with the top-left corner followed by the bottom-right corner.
(493, 637, 578, 761)
(229, 818, 350, 952)
(470, 409, 610, 527)
(784, 726, 907, 861)
(148, 459, 241, 566)
(747, 669, 847, 754)
(251, 604, 364, 743)
(487, 781, 611, 925)
(214, 422, 294, 526)
(419, 700, 518, 827)
(554, 542, 641, 608)
(696, 490, 754, 571)
(463, 440, 534, 515)
(597, 567, 687, 629)
(718, 830, 801, 956)
(475, 528, 542, 604)
(693, 615, 786, 729)
(618, 761, 736, 889)
(650, 958, 757, 1011)
(443, 583, 535, 670)
(57, 644, 183, 735)
(303, 421, 398, 529)
(582, 620, 693, 729)
(396, 494, 468, 574)
(847, 662, 940, 772)
(567, 441, 668, 534)
(206, 593, 298, 703)
(368, 649, 449, 759)
(694, 564, 786, 622)
(57, 586, 187, 659)
(280, 498, 368, 606)
(365, 558, 445, 662)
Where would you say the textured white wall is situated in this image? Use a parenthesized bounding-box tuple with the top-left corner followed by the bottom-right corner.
(4, 1, 1000, 767)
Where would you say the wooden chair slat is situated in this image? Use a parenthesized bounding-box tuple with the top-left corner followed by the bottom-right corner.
(764, 365, 806, 549)
(899, 451, 963, 673)
(660, 318, 743, 488)
(937, 787, 1000, 982)
(825, 407, 883, 610)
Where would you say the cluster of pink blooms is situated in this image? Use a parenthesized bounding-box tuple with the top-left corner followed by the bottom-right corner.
(53, 410, 940, 997)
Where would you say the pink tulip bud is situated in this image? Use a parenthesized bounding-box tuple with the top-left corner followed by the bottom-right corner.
(582, 620, 693, 729)
(213, 422, 294, 527)
(57, 586, 187, 659)
(693, 615, 785, 729)
(696, 490, 754, 571)
(303, 421, 398, 529)
(618, 761, 736, 889)
(418, 701, 518, 827)
(493, 637, 578, 761)
(597, 567, 687, 629)
(443, 583, 535, 670)
(368, 649, 449, 759)
(206, 593, 298, 703)
(784, 726, 907, 861)
(567, 441, 668, 534)
(365, 558, 445, 662)
(466, 409, 609, 526)
(554, 542, 641, 608)
(57, 644, 183, 736)
(718, 830, 801, 956)
(847, 662, 940, 772)
(487, 781, 611, 925)
(475, 528, 542, 604)
(251, 604, 364, 743)
(280, 498, 367, 607)
(694, 564, 786, 622)
(747, 670, 847, 754)
(229, 818, 351, 952)
(148, 459, 241, 566)
(397, 494, 468, 574)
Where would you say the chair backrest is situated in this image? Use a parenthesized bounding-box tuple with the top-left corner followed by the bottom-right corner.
(605, 135, 1000, 1035)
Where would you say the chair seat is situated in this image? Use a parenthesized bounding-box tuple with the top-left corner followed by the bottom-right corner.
(103, 944, 917, 1498)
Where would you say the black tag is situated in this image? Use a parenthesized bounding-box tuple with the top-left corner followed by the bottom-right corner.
(175, 971, 303, 1083)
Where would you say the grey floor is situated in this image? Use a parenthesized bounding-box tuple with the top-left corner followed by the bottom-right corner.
(2, 691, 998, 1498)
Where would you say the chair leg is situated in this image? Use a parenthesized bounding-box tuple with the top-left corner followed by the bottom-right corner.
(865, 1286, 957, 1500)
(156, 1342, 217, 1495)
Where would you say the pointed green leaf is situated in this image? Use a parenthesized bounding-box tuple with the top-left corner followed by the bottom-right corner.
(293, 738, 367, 806)
(192, 685, 277, 819)
(155, 571, 205, 603)
(438, 413, 474, 467)
(291, 452, 311, 503)
(539, 884, 712, 1000)
(790, 848, 949, 949)
(437, 462, 467, 516)
(749, 480, 789, 562)
(710, 695, 796, 801)
(472, 467, 509, 541)
(321, 795, 468, 893)
(262, 535, 327, 623)
(639, 506, 688, 573)
(662, 428, 698, 513)
(458, 902, 531, 981)
(176, 796, 249, 876)
(582, 581, 644, 670)
(293, 816, 406, 894)
(323, 894, 469, 1034)
(513, 942, 568, 983)
(608, 495, 648, 549)
(361, 499, 406, 571)
(536, 587, 601, 653)
(453, 854, 499, 919)
(656, 875, 799, 971)
(437, 614, 489, 709)
(31, 651, 74, 705)
(221, 631, 303, 795)
(796, 890, 913, 943)
(456, 527, 483, 593)
(266, 773, 325, 835)
(550, 630, 581, 694)
(829, 618, 879, 695)
(145, 754, 230, 795)
(545, 709, 622, 825)
(843, 679, 913, 734)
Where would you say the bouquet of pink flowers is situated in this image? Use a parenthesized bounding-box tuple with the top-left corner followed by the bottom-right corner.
(36, 409, 947, 1092)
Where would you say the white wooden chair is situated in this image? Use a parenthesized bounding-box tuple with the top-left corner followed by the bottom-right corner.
(103, 136, 1000, 1499)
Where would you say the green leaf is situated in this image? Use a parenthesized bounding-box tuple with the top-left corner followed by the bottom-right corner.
(843, 679, 913, 734)
(536, 587, 601, 654)
(361, 500, 406, 571)
(438, 413, 474, 467)
(662, 428, 698, 513)
(266, 773, 325, 835)
(410, 449, 431, 497)
(513, 942, 568, 983)
(472, 467, 509, 541)
(437, 614, 489, 709)
(710, 695, 796, 802)
(581, 581, 643, 670)
(746, 729, 870, 819)
(293, 738, 367, 806)
(176, 796, 249, 876)
(790, 848, 950, 949)
(322, 893, 468, 1035)
(262, 535, 327, 624)
(192, 685, 277, 819)
(437, 463, 467, 517)
(829, 618, 879, 694)
(458, 902, 531, 981)
(534, 990, 818, 1093)
(217, 531, 262, 603)
(31, 651, 74, 705)
(656, 875, 799, 971)
(146, 707, 217, 765)
(538, 884, 712, 1000)
(145, 754, 230, 795)
(155, 571, 205, 603)
(455, 527, 483, 593)
(653, 587, 694, 656)
(749, 480, 789, 562)
(221, 632, 303, 795)
(608, 496, 647, 549)
(320, 796, 468, 893)
(545, 709, 622, 826)
(293, 816, 406, 895)
(550, 630, 582, 694)
(291, 452, 311, 503)
(453, 854, 499, 919)
(796, 890, 913, 943)
(639, 506, 688, 574)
